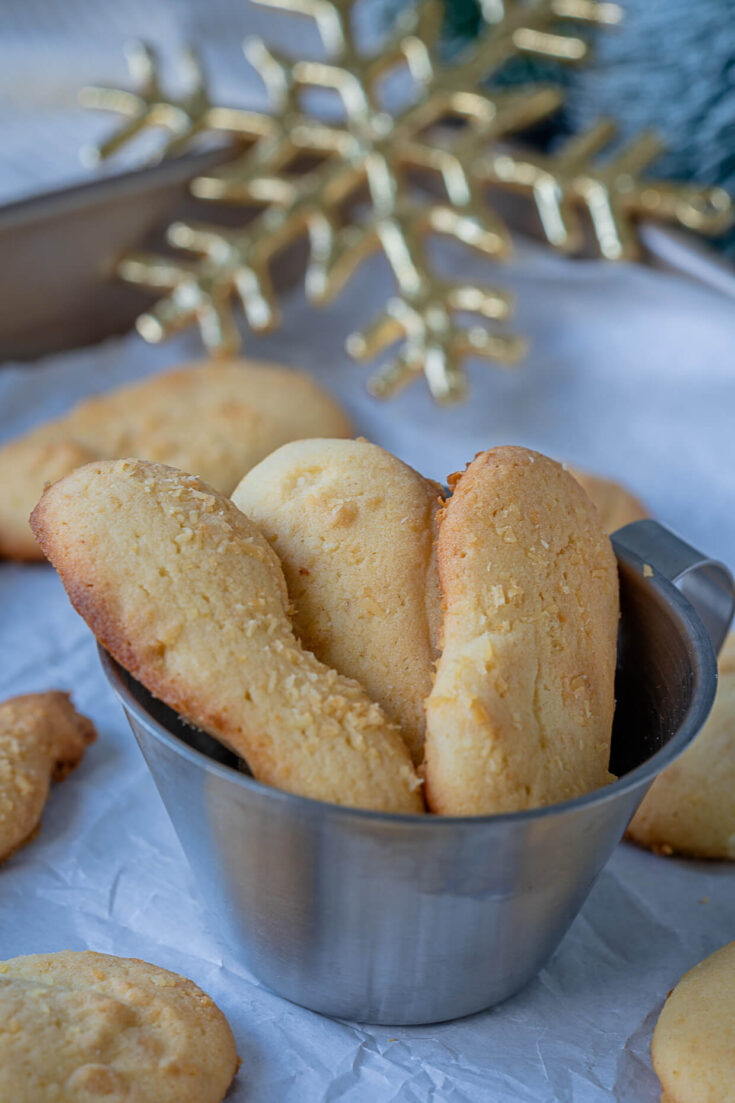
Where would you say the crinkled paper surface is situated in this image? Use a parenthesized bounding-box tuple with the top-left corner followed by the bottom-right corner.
(1, 243, 734, 1102)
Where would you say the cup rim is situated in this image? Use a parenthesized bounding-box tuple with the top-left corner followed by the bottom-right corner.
(99, 548, 718, 828)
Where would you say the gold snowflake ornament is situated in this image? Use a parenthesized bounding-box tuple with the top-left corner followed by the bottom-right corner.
(82, 0, 733, 403)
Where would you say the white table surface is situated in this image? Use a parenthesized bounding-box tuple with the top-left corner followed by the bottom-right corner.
(1, 234, 735, 1100)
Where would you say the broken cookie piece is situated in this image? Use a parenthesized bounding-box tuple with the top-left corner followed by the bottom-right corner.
(0, 692, 96, 863)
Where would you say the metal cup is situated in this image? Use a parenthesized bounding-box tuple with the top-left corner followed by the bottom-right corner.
(100, 521, 734, 1025)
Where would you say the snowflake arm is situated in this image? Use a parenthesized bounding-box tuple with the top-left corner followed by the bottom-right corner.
(79, 41, 272, 164)
(476, 121, 733, 258)
(117, 251, 242, 352)
(347, 288, 525, 403)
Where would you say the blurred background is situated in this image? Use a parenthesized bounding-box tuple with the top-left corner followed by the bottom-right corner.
(2, 0, 734, 260)
(1, 0, 734, 560)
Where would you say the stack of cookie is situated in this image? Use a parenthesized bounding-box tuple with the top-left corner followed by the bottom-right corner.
(29, 440, 620, 816)
(9, 373, 732, 832)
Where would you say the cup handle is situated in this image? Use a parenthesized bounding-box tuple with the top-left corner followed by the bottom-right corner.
(612, 520, 735, 656)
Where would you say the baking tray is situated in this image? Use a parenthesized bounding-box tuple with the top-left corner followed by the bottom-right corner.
(2, 147, 734, 365)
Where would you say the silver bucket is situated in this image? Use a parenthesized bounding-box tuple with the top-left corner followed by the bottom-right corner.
(100, 521, 734, 1025)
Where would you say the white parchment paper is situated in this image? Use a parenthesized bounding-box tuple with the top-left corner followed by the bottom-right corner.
(1, 242, 734, 1102)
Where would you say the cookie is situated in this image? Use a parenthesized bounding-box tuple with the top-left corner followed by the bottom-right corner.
(0, 440, 97, 561)
(568, 467, 648, 533)
(627, 633, 735, 859)
(0, 692, 96, 864)
(0, 357, 351, 561)
(0, 950, 238, 1103)
(424, 446, 619, 815)
(652, 941, 735, 1103)
(31, 460, 423, 813)
(232, 438, 442, 765)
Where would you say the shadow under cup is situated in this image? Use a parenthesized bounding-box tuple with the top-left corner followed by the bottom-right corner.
(100, 521, 734, 1025)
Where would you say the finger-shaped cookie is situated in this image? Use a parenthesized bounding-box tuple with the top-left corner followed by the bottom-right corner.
(652, 942, 735, 1103)
(425, 446, 619, 815)
(31, 460, 423, 813)
(627, 633, 735, 859)
(0, 950, 238, 1103)
(0, 357, 351, 561)
(568, 467, 648, 534)
(232, 438, 442, 765)
(0, 692, 96, 864)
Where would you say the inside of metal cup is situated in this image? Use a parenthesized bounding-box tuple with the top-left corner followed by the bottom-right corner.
(112, 550, 714, 804)
(609, 557, 703, 777)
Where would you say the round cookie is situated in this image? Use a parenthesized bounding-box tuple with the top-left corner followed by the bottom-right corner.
(424, 446, 619, 816)
(0, 950, 238, 1103)
(31, 459, 423, 813)
(232, 438, 442, 765)
(652, 942, 735, 1103)
(627, 633, 735, 859)
(568, 466, 648, 534)
(0, 357, 351, 561)
(0, 692, 96, 864)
